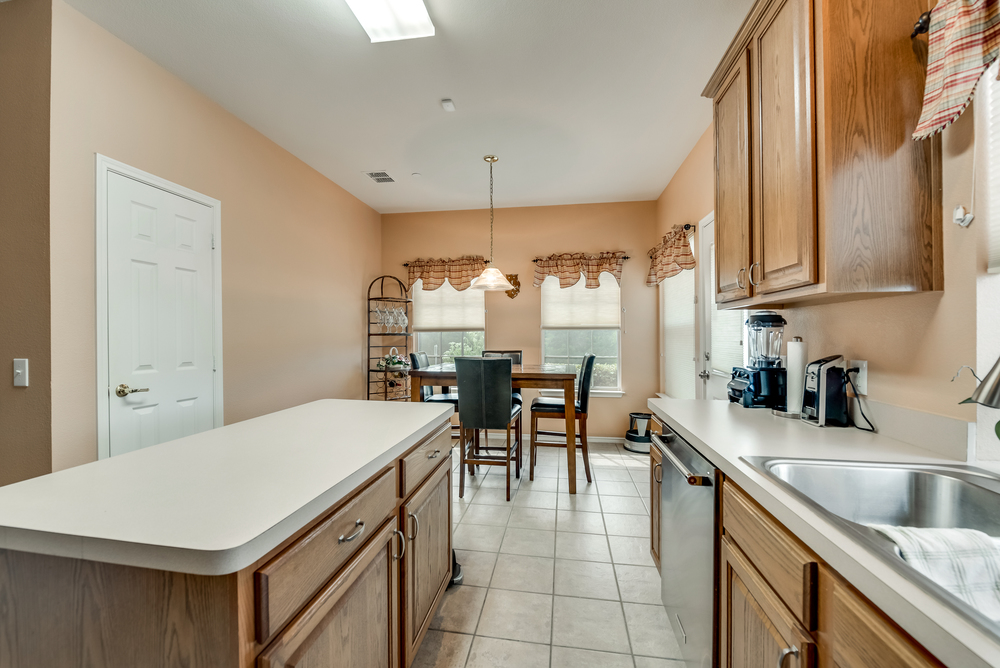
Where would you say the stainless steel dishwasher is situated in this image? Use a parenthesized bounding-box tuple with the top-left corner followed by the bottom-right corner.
(651, 425, 719, 668)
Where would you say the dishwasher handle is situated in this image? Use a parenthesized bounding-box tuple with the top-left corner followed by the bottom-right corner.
(651, 433, 713, 487)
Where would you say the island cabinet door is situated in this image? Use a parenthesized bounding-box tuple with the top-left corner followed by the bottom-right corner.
(749, 0, 817, 295)
(257, 518, 401, 668)
(650, 444, 662, 569)
(402, 461, 453, 667)
(720, 536, 815, 668)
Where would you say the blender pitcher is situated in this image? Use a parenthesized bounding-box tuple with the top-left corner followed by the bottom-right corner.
(746, 311, 787, 369)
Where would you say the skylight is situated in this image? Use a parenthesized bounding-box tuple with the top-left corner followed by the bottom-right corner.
(343, 0, 436, 43)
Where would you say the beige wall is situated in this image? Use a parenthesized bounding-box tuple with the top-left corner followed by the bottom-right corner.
(49, 0, 382, 471)
(0, 0, 52, 486)
(382, 202, 659, 438)
(655, 115, 978, 422)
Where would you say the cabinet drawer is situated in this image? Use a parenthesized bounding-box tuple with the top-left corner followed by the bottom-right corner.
(255, 467, 397, 642)
(400, 424, 451, 498)
(722, 480, 819, 629)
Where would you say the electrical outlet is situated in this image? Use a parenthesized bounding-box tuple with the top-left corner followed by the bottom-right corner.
(848, 360, 867, 396)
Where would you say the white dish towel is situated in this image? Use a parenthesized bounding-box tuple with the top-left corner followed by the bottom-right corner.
(870, 524, 1000, 621)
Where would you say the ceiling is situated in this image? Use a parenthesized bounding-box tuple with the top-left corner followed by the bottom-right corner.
(65, 0, 754, 214)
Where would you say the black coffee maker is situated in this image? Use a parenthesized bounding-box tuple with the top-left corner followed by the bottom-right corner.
(728, 311, 787, 411)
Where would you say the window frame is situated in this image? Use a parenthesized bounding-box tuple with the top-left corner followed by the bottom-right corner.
(414, 330, 486, 365)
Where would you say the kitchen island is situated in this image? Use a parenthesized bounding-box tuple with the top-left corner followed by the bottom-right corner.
(0, 399, 455, 668)
(648, 397, 1000, 668)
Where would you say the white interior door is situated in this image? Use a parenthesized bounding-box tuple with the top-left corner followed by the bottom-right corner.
(103, 166, 220, 457)
(697, 215, 745, 400)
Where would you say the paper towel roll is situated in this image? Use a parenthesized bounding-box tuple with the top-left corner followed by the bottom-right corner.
(786, 338, 808, 415)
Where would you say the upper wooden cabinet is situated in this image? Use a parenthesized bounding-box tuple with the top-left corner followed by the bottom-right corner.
(705, 0, 941, 308)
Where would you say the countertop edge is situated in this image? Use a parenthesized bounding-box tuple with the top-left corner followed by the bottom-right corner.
(648, 398, 1000, 668)
(0, 410, 452, 576)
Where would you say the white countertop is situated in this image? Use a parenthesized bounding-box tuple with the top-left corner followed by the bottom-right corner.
(648, 397, 1000, 668)
(0, 399, 453, 576)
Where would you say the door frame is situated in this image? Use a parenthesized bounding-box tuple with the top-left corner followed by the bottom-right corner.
(95, 154, 224, 459)
(695, 211, 717, 400)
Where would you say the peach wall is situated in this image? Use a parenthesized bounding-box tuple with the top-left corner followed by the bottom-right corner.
(49, 0, 382, 471)
(655, 115, 978, 422)
(382, 202, 659, 438)
(0, 0, 52, 486)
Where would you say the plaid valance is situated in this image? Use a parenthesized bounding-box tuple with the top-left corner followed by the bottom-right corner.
(532, 252, 627, 289)
(646, 226, 695, 286)
(914, 0, 1000, 139)
(406, 256, 487, 291)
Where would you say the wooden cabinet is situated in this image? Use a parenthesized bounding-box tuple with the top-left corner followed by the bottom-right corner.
(720, 479, 945, 668)
(714, 50, 752, 303)
(705, 0, 941, 309)
(401, 460, 452, 667)
(720, 536, 816, 668)
(258, 518, 401, 668)
(649, 444, 662, 569)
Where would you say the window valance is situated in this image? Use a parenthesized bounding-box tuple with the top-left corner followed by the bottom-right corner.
(646, 226, 695, 287)
(532, 251, 627, 289)
(406, 256, 487, 291)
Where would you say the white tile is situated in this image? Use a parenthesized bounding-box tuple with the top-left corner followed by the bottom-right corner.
(476, 589, 553, 644)
(608, 535, 656, 567)
(454, 549, 498, 588)
(508, 507, 557, 531)
(460, 504, 513, 527)
(553, 559, 620, 600)
(529, 465, 560, 479)
(470, 487, 518, 506)
(412, 630, 474, 668)
(429, 585, 487, 634)
(604, 513, 651, 538)
(501, 527, 556, 558)
(633, 658, 686, 668)
(556, 532, 612, 563)
(551, 596, 630, 653)
(614, 564, 661, 605)
(594, 467, 634, 482)
(597, 481, 640, 497)
(551, 646, 634, 668)
(490, 553, 555, 594)
(519, 477, 559, 492)
(600, 496, 648, 515)
(477, 472, 521, 490)
(557, 493, 603, 512)
(453, 524, 505, 552)
(465, 636, 550, 668)
(556, 509, 606, 534)
(623, 603, 682, 659)
(559, 478, 599, 494)
(512, 490, 558, 509)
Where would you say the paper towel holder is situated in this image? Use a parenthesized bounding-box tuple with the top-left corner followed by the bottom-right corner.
(773, 336, 804, 419)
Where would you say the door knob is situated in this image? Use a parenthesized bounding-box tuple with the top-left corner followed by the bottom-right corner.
(115, 384, 150, 398)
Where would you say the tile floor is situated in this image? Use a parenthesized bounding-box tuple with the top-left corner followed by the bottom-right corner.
(414, 441, 684, 668)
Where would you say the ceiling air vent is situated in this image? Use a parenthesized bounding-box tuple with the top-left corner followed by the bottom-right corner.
(365, 171, 395, 183)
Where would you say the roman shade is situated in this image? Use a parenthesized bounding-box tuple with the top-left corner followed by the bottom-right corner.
(540, 272, 621, 330)
(647, 226, 696, 287)
(533, 252, 627, 289)
(406, 256, 487, 291)
(411, 279, 485, 332)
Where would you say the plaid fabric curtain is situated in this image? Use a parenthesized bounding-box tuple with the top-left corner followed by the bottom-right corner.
(914, 0, 1000, 139)
(406, 256, 487, 291)
(646, 226, 695, 287)
(532, 251, 627, 289)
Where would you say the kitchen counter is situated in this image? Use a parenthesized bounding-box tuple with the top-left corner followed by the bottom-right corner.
(648, 397, 1000, 668)
(0, 399, 453, 576)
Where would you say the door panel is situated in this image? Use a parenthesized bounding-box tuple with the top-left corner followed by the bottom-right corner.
(751, 0, 817, 294)
(107, 173, 216, 456)
(714, 52, 752, 303)
(403, 463, 452, 665)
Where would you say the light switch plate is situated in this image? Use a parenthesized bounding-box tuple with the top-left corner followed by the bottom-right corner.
(13, 359, 28, 387)
(848, 360, 867, 396)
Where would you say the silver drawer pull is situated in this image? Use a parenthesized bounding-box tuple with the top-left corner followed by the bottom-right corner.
(392, 529, 406, 561)
(408, 512, 420, 540)
(651, 433, 712, 487)
(777, 646, 798, 668)
(675, 614, 687, 644)
(653, 463, 663, 484)
(338, 519, 365, 544)
(427, 449, 441, 459)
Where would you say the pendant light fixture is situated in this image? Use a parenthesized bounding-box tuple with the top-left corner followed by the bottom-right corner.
(471, 155, 515, 291)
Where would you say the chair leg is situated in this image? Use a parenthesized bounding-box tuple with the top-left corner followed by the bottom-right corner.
(529, 413, 537, 481)
(580, 415, 592, 483)
(505, 425, 512, 502)
(517, 411, 523, 474)
(512, 420, 520, 480)
(459, 425, 467, 498)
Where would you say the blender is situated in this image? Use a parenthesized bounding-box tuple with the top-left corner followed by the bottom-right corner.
(727, 311, 788, 412)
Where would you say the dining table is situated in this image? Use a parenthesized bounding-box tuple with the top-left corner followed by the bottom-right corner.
(409, 362, 582, 494)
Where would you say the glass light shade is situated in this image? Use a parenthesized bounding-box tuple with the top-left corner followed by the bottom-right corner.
(470, 267, 515, 291)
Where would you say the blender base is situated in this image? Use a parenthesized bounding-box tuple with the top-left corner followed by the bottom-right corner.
(772, 409, 800, 419)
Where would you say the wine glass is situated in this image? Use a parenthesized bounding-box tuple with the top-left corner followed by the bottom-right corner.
(399, 309, 408, 333)
(385, 307, 397, 334)
(374, 304, 384, 333)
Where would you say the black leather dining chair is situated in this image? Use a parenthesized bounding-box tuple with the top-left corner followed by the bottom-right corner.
(529, 354, 596, 484)
(409, 352, 459, 406)
(483, 350, 524, 406)
(455, 357, 522, 501)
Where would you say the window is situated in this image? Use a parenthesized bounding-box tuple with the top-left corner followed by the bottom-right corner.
(660, 268, 695, 399)
(980, 61, 1000, 273)
(411, 278, 485, 364)
(540, 273, 621, 390)
(709, 248, 745, 373)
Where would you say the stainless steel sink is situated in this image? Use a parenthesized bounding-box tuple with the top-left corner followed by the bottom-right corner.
(742, 457, 1000, 638)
